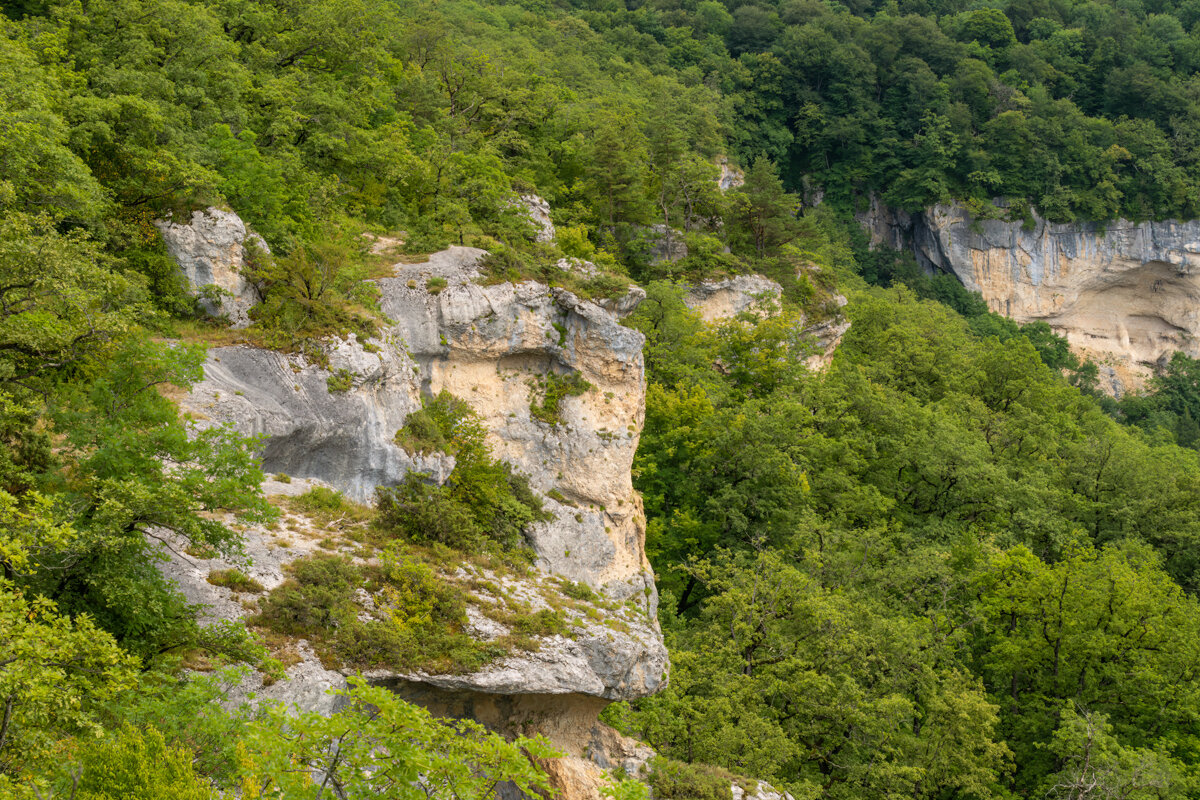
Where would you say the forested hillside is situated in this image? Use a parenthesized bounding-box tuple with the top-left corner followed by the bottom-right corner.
(6, 0, 1200, 797)
(557, 0, 1200, 220)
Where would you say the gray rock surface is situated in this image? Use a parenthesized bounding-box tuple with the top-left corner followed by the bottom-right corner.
(684, 275, 783, 321)
(185, 247, 654, 601)
(154, 483, 665, 703)
(178, 246, 666, 704)
(375, 564, 666, 700)
(858, 198, 1200, 387)
(717, 156, 744, 192)
(733, 781, 795, 800)
(156, 207, 264, 327)
(517, 194, 556, 242)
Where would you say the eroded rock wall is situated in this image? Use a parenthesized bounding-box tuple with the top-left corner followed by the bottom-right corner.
(156, 207, 264, 327)
(183, 246, 654, 602)
(859, 199, 1200, 385)
(169, 243, 669, 797)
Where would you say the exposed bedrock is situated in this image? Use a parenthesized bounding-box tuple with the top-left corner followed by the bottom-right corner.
(182, 246, 655, 602)
(155, 207, 264, 327)
(683, 274, 850, 369)
(859, 198, 1200, 383)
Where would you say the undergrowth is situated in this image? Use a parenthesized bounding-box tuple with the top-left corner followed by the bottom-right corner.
(251, 550, 567, 673)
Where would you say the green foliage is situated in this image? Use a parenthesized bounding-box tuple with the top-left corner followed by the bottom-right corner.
(292, 486, 351, 515)
(243, 238, 381, 349)
(629, 272, 1200, 798)
(97, 668, 254, 785)
(530, 371, 592, 426)
(726, 157, 802, 260)
(1105, 352, 1200, 451)
(646, 758, 734, 800)
(0, 582, 139, 778)
(325, 368, 355, 394)
(394, 392, 476, 458)
(235, 677, 559, 799)
(206, 569, 264, 594)
(253, 551, 493, 673)
(68, 725, 211, 800)
(383, 392, 548, 551)
(602, 776, 653, 800)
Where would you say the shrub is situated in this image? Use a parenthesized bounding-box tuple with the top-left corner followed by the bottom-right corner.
(557, 224, 597, 260)
(426, 276, 448, 293)
(395, 410, 449, 456)
(562, 580, 598, 602)
(646, 758, 734, 800)
(293, 486, 350, 514)
(326, 368, 355, 393)
(530, 371, 592, 425)
(206, 568, 265, 593)
(383, 392, 549, 550)
(243, 237, 381, 349)
(394, 392, 476, 457)
(376, 475, 487, 549)
(254, 555, 362, 635)
(252, 552, 494, 672)
(69, 725, 210, 800)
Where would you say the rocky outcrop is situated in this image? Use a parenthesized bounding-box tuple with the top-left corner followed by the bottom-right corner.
(156, 207, 264, 327)
(183, 246, 653, 600)
(158, 476, 665, 704)
(177, 245, 663, 686)
(683, 274, 849, 369)
(516, 194, 556, 242)
(167, 244, 668, 795)
(717, 156, 744, 192)
(684, 275, 783, 321)
(156, 473, 663, 800)
(859, 198, 1200, 383)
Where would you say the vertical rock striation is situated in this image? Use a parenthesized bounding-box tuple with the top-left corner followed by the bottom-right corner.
(859, 199, 1200, 385)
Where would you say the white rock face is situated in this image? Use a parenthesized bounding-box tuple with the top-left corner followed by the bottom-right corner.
(517, 194, 556, 242)
(684, 275, 783, 321)
(717, 156, 744, 192)
(859, 198, 1200, 385)
(180, 242, 660, 637)
(156, 207, 264, 327)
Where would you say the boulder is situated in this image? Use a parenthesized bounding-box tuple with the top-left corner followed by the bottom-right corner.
(156, 207, 264, 327)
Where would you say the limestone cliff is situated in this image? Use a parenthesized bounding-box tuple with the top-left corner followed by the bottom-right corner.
(683, 274, 850, 369)
(859, 198, 1200, 390)
(161, 216, 668, 797)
